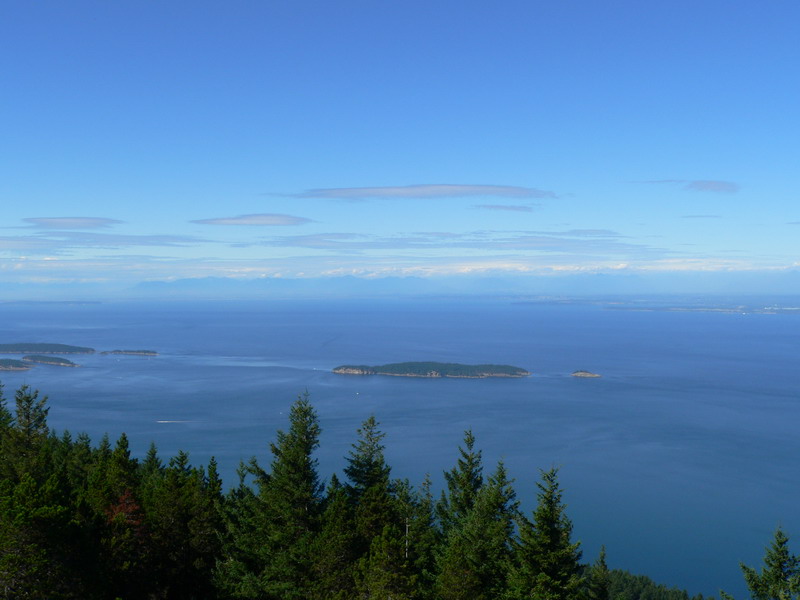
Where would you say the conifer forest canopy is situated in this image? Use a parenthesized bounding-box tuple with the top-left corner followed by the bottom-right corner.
(1, 383, 797, 599)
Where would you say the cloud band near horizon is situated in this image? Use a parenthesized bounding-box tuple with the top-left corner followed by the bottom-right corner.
(192, 213, 312, 226)
(639, 179, 739, 193)
(293, 184, 557, 200)
(23, 217, 124, 229)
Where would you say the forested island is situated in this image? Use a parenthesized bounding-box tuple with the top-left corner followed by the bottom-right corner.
(0, 358, 30, 371)
(333, 361, 530, 378)
(0, 344, 159, 372)
(0, 383, 789, 599)
(0, 342, 94, 354)
(21, 355, 79, 367)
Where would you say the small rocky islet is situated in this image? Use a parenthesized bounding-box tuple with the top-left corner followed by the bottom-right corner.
(571, 370, 601, 378)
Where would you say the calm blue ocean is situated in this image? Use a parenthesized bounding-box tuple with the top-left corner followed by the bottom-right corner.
(1, 297, 798, 597)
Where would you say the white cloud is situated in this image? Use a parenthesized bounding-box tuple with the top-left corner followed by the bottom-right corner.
(23, 217, 124, 229)
(0, 231, 209, 256)
(262, 229, 658, 260)
(192, 213, 312, 226)
(473, 204, 536, 212)
(294, 184, 557, 200)
(684, 180, 739, 193)
(638, 180, 739, 193)
(39, 231, 206, 248)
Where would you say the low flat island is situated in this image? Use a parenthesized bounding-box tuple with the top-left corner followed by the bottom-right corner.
(0, 358, 31, 371)
(22, 355, 79, 367)
(0, 343, 94, 354)
(333, 361, 530, 378)
(100, 350, 158, 356)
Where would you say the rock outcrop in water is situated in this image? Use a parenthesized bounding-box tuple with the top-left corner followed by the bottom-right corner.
(571, 370, 601, 378)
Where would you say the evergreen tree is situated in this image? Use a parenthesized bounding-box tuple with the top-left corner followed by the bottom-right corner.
(345, 415, 400, 559)
(207, 456, 224, 503)
(508, 467, 583, 600)
(143, 450, 221, 599)
(435, 461, 518, 600)
(87, 435, 151, 598)
(58, 431, 93, 502)
(356, 523, 418, 600)
(588, 546, 611, 600)
(609, 569, 707, 600)
(108, 433, 138, 495)
(140, 441, 164, 479)
(310, 475, 358, 600)
(101, 487, 150, 599)
(1, 386, 51, 483)
(344, 414, 391, 497)
(215, 461, 261, 598)
(217, 393, 323, 599)
(723, 528, 800, 600)
(86, 433, 140, 518)
(437, 429, 483, 538)
(0, 473, 76, 598)
(397, 476, 439, 599)
(0, 383, 11, 433)
(13, 385, 49, 443)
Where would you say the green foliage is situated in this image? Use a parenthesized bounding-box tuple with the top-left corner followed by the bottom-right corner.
(508, 467, 583, 600)
(141, 449, 222, 598)
(437, 429, 483, 537)
(0, 384, 11, 439)
(0, 385, 52, 484)
(397, 476, 439, 599)
(309, 476, 358, 599)
(609, 569, 708, 600)
(344, 414, 404, 581)
(0, 382, 773, 600)
(0, 473, 77, 598)
(356, 523, 418, 599)
(216, 393, 322, 599)
(345, 414, 391, 496)
(588, 546, 611, 600)
(722, 528, 800, 600)
(0, 384, 223, 598)
(215, 462, 261, 598)
(435, 461, 518, 600)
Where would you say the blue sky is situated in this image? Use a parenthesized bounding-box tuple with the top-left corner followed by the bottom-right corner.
(2, 1, 799, 296)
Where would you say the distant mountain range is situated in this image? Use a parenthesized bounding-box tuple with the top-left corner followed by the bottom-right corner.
(3, 270, 800, 301)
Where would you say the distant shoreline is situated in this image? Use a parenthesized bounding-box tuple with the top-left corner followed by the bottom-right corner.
(0, 343, 94, 354)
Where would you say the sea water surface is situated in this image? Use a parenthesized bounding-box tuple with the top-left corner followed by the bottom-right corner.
(1, 297, 799, 597)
